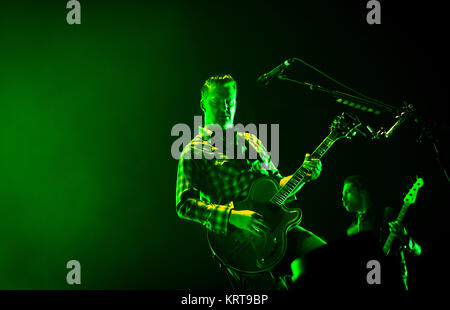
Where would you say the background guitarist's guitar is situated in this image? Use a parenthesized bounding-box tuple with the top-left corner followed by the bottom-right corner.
(383, 177, 424, 255)
(382, 176, 423, 290)
(207, 112, 362, 274)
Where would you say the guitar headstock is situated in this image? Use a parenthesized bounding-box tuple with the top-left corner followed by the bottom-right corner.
(404, 177, 424, 206)
(329, 112, 362, 141)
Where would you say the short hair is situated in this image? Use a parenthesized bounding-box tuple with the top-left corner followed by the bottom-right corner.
(344, 175, 370, 193)
(200, 74, 237, 103)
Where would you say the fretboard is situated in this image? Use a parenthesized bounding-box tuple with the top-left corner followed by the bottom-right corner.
(270, 135, 336, 206)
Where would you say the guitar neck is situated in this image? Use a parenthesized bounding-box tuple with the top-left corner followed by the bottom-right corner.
(382, 202, 410, 255)
(270, 134, 337, 205)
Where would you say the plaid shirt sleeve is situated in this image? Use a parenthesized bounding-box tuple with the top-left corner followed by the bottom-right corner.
(176, 151, 233, 236)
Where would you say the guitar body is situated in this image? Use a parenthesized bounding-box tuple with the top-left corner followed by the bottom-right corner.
(207, 176, 302, 274)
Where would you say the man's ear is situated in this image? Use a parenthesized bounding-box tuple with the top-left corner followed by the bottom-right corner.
(360, 189, 371, 206)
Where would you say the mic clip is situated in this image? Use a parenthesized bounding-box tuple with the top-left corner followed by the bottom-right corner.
(372, 102, 415, 139)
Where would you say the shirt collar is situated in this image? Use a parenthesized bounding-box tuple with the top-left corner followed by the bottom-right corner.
(198, 126, 214, 140)
(198, 126, 240, 142)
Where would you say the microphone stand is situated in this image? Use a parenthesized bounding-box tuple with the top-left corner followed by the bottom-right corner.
(277, 75, 450, 183)
(371, 101, 415, 140)
(277, 76, 399, 115)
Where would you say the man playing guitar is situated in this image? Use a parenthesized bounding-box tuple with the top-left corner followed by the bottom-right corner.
(175, 74, 326, 289)
(341, 175, 422, 289)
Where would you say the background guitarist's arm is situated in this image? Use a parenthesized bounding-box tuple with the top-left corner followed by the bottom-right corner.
(389, 221, 422, 256)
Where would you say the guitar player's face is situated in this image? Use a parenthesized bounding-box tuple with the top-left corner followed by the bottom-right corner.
(342, 182, 363, 213)
(202, 83, 236, 130)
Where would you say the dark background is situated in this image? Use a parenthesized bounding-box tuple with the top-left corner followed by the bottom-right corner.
(0, 0, 448, 290)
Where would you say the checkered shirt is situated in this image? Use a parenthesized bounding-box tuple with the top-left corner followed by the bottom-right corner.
(176, 126, 283, 236)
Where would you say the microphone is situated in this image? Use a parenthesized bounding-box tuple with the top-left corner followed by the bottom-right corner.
(256, 58, 296, 86)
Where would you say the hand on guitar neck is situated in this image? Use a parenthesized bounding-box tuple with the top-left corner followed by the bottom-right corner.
(388, 220, 409, 244)
(298, 153, 322, 183)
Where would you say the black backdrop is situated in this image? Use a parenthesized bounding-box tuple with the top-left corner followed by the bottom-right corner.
(0, 0, 448, 292)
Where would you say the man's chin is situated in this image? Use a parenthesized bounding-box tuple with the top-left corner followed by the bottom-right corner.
(343, 204, 351, 213)
(208, 121, 233, 130)
(223, 123, 234, 130)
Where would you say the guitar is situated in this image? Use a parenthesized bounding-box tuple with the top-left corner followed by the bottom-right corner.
(382, 177, 424, 255)
(207, 112, 362, 274)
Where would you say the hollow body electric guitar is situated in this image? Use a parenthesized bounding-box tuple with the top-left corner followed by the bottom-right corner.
(207, 113, 362, 274)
